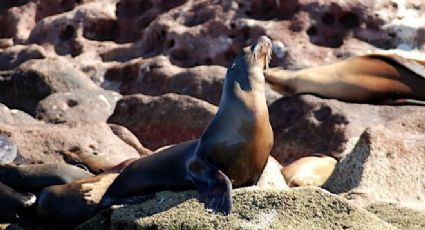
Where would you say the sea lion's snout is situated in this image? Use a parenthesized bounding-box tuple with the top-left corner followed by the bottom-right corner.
(251, 36, 272, 70)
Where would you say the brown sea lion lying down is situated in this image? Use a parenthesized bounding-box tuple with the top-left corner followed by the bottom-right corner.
(265, 54, 425, 105)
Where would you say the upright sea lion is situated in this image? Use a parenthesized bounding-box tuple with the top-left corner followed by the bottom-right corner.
(100, 36, 274, 215)
(0, 181, 36, 222)
(0, 163, 94, 193)
(281, 154, 337, 187)
(265, 54, 425, 105)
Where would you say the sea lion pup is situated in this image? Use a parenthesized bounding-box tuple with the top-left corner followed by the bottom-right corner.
(281, 154, 337, 187)
(0, 163, 94, 193)
(265, 54, 425, 105)
(100, 36, 274, 215)
(0, 181, 36, 222)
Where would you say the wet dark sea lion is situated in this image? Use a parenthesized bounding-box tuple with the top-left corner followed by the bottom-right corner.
(265, 54, 425, 105)
(0, 181, 36, 222)
(0, 163, 94, 193)
(100, 36, 274, 214)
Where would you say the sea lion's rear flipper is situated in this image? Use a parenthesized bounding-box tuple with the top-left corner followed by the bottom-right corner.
(189, 160, 232, 215)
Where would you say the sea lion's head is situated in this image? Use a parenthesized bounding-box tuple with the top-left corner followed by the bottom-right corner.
(244, 35, 272, 71)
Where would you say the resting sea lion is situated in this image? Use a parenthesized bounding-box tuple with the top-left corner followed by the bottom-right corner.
(100, 36, 274, 215)
(265, 54, 425, 105)
(0, 163, 94, 193)
(281, 154, 337, 187)
(37, 173, 118, 224)
(0, 181, 36, 222)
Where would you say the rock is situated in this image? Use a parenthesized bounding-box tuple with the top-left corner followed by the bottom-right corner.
(77, 187, 395, 230)
(0, 122, 140, 174)
(36, 89, 122, 123)
(0, 45, 45, 70)
(108, 93, 217, 150)
(0, 135, 17, 164)
(323, 112, 425, 206)
(104, 56, 225, 105)
(0, 1, 37, 43)
(268, 95, 425, 164)
(366, 202, 425, 230)
(0, 58, 99, 115)
(256, 156, 288, 189)
(27, 1, 118, 57)
(108, 124, 152, 156)
(0, 103, 39, 125)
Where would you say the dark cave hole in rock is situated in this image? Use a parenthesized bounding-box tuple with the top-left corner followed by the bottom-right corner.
(205, 57, 213, 65)
(170, 48, 189, 62)
(306, 26, 317, 36)
(83, 19, 117, 41)
(59, 25, 76, 41)
(289, 21, 303, 32)
(159, 0, 187, 11)
(67, 99, 79, 107)
(339, 12, 360, 29)
(117, 0, 152, 18)
(167, 39, 175, 48)
(183, 11, 213, 27)
(321, 13, 335, 25)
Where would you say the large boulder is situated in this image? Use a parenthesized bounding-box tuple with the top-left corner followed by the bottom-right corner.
(104, 56, 225, 105)
(0, 44, 45, 70)
(0, 122, 140, 173)
(0, 58, 99, 115)
(0, 103, 39, 125)
(323, 112, 425, 206)
(108, 93, 217, 150)
(77, 187, 396, 230)
(36, 89, 122, 123)
(269, 95, 425, 164)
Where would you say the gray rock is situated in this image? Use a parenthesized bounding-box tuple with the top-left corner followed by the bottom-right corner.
(0, 58, 99, 115)
(36, 89, 122, 123)
(77, 187, 396, 230)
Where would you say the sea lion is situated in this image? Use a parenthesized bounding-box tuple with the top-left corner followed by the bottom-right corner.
(0, 163, 94, 193)
(37, 173, 118, 224)
(281, 154, 337, 187)
(265, 54, 425, 105)
(0, 181, 36, 222)
(100, 36, 274, 215)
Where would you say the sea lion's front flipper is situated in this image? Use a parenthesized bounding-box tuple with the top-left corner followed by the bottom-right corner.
(188, 160, 232, 215)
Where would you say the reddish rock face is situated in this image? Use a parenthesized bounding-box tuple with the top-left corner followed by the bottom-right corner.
(269, 95, 425, 164)
(0, 122, 140, 174)
(108, 93, 217, 150)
